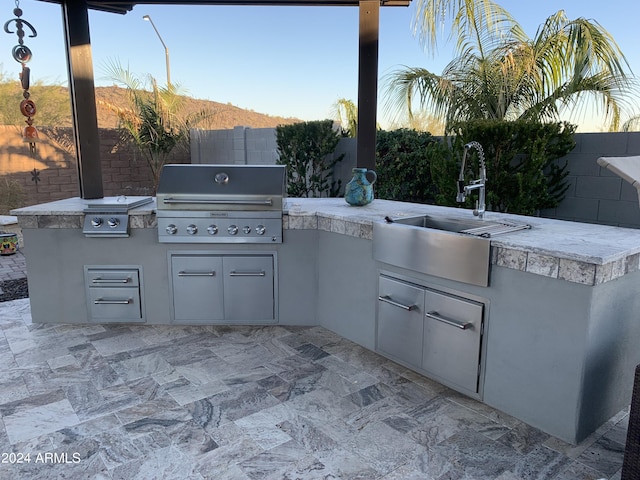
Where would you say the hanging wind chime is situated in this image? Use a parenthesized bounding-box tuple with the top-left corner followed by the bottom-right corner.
(4, 0, 40, 184)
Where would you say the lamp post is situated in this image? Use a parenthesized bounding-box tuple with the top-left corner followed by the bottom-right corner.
(142, 14, 171, 86)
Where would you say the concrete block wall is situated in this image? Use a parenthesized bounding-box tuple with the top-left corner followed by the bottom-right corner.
(191, 126, 279, 165)
(541, 132, 640, 228)
(193, 128, 640, 228)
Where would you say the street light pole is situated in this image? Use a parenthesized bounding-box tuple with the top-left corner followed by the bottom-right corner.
(142, 14, 171, 86)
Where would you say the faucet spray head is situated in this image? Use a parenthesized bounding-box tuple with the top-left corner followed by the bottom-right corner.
(456, 144, 471, 203)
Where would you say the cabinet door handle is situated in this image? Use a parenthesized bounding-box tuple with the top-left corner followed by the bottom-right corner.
(94, 298, 132, 305)
(426, 311, 472, 330)
(178, 271, 216, 277)
(378, 295, 415, 311)
(92, 277, 131, 284)
(229, 270, 266, 277)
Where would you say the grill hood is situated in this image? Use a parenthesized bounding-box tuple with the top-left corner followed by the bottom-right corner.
(156, 164, 286, 212)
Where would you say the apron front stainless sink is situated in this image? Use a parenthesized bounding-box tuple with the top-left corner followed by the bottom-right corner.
(390, 214, 531, 238)
(373, 213, 529, 287)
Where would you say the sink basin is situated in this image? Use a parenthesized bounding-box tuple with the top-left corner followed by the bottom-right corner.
(374, 213, 530, 287)
(389, 215, 531, 238)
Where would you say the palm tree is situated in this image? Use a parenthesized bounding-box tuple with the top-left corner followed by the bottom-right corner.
(385, 0, 638, 132)
(99, 60, 208, 190)
(622, 115, 640, 132)
(331, 98, 358, 137)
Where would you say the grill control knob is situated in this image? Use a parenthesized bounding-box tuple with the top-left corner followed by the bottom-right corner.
(91, 217, 103, 228)
(207, 225, 218, 235)
(255, 225, 266, 236)
(242, 226, 252, 235)
(186, 224, 198, 235)
(165, 224, 178, 235)
(107, 217, 120, 228)
(227, 225, 239, 235)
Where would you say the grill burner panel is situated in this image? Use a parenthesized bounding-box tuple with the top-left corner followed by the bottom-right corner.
(156, 165, 286, 244)
(83, 214, 129, 237)
(82, 196, 152, 238)
(157, 211, 282, 243)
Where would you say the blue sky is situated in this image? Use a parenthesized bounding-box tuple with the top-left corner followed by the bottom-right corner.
(3, 0, 640, 131)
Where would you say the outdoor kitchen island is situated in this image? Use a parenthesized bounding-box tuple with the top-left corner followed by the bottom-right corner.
(12, 196, 640, 445)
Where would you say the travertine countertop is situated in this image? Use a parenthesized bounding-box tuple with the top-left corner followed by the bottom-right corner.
(284, 198, 640, 285)
(13, 196, 640, 285)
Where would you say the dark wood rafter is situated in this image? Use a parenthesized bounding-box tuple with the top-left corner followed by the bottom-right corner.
(39, 0, 410, 15)
(38, 0, 411, 197)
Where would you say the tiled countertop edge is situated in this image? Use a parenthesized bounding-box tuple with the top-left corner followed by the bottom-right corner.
(285, 213, 640, 286)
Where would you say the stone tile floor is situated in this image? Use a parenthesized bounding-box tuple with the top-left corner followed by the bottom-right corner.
(0, 297, 629, 479)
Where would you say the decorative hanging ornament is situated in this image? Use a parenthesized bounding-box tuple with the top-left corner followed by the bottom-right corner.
(4, 0, 40, 158)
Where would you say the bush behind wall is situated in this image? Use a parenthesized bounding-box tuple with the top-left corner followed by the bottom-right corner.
(375, 121, 575, 216)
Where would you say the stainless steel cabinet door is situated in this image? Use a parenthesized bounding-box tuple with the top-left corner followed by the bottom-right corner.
(377, 275, 425, 367)
(422, 288, 484, 394)
(223, 256, 275, 322)
(171, 255, 224, 323)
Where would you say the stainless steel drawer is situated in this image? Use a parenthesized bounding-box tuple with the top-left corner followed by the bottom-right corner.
(85, 266, 144, 323)
(86, 269, 140, 287)
(87, 287, 143, 321)
(377, 275, 425, 367)
(422, 288, 484, 393)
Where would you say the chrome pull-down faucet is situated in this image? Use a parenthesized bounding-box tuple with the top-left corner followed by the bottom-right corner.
(456, 141, 486, 219)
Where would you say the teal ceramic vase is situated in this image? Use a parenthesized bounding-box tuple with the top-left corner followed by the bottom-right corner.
(345, 168, 377, 206)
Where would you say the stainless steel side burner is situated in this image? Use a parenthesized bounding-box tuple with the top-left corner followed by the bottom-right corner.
(82, 196, 152, 238)
(156, 164, 286, 244)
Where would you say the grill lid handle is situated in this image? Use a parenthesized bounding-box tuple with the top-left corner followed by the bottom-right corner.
(162, 198, 273, 206)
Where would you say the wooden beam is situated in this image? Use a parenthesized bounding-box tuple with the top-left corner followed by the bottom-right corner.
(62, 0, 104, 199)
(37, 0, 411, 14)
(356, 0, 379, 170)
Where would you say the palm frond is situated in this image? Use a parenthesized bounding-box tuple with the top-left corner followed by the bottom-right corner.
(388, 1, 640, 131)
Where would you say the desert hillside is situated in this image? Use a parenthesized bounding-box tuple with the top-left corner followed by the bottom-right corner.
(11, 84, 301, 130)
(95, 86, 301, 129)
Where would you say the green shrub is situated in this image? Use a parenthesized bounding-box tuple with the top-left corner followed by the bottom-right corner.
(431, 120, 575, 215)
(375, 129, 450, 204)
(0, 176, 25, 215)
(276, 120, 343, 197)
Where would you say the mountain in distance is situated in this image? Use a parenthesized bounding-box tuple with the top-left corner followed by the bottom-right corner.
(22, 85, 300, 129)
(94, 86, 302, 129)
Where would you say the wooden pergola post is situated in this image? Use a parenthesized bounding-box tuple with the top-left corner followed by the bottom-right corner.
(62, 0, 103, 199)
(356, 0, 379, 170)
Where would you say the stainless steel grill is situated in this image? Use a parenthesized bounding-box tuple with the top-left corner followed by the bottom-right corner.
(156, 164, 286, 243)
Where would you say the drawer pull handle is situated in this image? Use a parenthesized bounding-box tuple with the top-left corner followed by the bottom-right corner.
(426, 311, 472, 330)
(178, 271, 216, 277)
(94, 298, 132, 305)
(92, 277, 131, 284)
(378, 295, 415, 311)
(229, 270, 266, 277)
